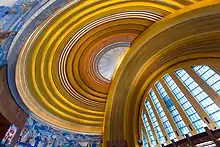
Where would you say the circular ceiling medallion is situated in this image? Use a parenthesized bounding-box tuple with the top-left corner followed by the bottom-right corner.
(97, 46, 128, 81)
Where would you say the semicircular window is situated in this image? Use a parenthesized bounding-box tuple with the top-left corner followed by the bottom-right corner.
(141, 65, 220, 146)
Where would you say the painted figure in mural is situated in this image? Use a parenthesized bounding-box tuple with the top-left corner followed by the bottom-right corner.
(17, 128, 27, 144)
(91, 141, 97, 147)
(5, 133, 13, 145)
(34, 133, 41, 147)
(51, 138, 56, 147)
(87, 143, 91, 147)
(25, 131, 33, 146)
(43, 137, 48, 147)
(0, 29, 13, 43)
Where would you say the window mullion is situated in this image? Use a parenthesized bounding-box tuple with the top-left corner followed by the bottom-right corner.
(209, 65, 220, 74)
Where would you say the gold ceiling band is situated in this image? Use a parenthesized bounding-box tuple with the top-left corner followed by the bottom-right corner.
(61, 16, 156, 94)
(51, 13, 160, 112)
(72, 30, 139, 91)
(66, 19, 155, 97)
(57, 12, 163, 109)
(66, 25, 148, 99)
(58, 10, 166, 105)
(75, 19, 154, 88)
(82, 33, 138, 92)
(31, 8, 152, 112)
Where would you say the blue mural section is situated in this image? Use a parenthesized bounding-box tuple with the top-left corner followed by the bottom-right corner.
(0, 0, 41, 66)
(15, 117, 102, 147)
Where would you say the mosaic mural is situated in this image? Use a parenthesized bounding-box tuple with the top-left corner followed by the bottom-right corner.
(15, 117, 102, 147)
(0, 0, 41, 66)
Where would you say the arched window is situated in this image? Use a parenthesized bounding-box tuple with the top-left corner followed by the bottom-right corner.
(140, 64, 220, 146)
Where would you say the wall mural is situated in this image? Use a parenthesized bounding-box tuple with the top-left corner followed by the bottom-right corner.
(15, 117, 102, 147)
(0, 0, 41, 66)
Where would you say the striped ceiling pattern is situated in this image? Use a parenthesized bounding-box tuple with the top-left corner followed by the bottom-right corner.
(15, 0, 205, 134)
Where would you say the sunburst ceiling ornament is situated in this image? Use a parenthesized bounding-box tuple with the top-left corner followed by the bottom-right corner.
(97, 46, 128, 81)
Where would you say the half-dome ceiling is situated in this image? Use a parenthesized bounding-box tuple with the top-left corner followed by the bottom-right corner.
(13, 0, 211, 134)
